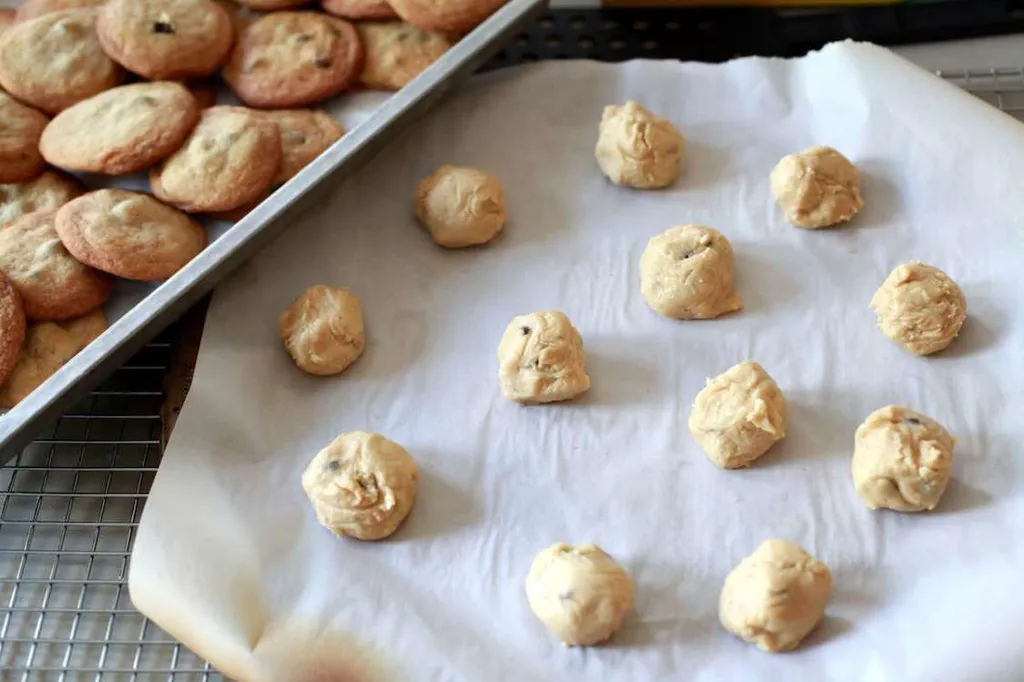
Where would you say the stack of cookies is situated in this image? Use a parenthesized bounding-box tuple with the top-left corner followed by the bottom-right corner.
(0, 0, 505, 409)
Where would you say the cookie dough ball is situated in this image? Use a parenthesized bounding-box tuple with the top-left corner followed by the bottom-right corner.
(279, 285, 364, 376)
(413, 164, 506, 248)
(525, 543, 634, 647)
(720, 539, 832, 653)
(852, 405, 955, 512)
(595, 101, 684, 189)
(640, 224, 742, 320)
(689, 361, 786, 469)
(770, 146, 863, 229)
(869, 261, 966, 356)
(497, 310, 590, 404)
(301, 431, 418, 540)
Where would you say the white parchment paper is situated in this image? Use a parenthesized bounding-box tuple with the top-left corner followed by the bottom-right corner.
(129, 42, 1024, 682)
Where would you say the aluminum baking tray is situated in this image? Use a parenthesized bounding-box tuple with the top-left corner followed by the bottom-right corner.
(0, 0, 548, 464)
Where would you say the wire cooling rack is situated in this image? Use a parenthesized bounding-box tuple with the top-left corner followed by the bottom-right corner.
(2, 53, 1023, 682)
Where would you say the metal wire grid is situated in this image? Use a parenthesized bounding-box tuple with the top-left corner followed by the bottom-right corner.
(1, 66, 1022, 682)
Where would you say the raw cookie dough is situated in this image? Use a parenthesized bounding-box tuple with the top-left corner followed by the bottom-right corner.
(301, 431, 418, 540)
(869, 261, 967, 356)
(413, 164, 506, 248)
(852, 405, 955, 512)
(720, 539, 832, 653)
(595, 100, 684, 190)
(639, 224, 742, 320)
(689, 361, 787, 469)
(279, 284, 365, 376)
(525, 543, 634, 647)
(497, 310, 590, 404)
(770, 146, 863, 229)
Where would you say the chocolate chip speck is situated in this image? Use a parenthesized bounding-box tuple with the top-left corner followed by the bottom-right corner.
(906, 417, 922, 425)
(559, 590, 574, 601)
(152, 20, 175, 34)
(520, 326, 530, 335)
(314, 56, 333, 69)
(325, 460, 340, 471)
(295, 33, 312, 43)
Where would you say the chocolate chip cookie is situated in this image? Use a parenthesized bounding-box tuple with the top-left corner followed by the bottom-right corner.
(14, 0, 108, 22)
(0, 209, 113, 321)
(149, 105, 282, 212)
(40, 82, 200, 175)
(55, 189, 207, 281)
(0, 171, 86, 228)
(0, 271, 26, 391)
(0, 9, 124, 115)
(0, 92, 49, 184)
(258, 109, 344, 182)
(97, 0, 235, 80)
(322, 0, 397, 21)
(387, 0, 505, 32)
(358, 21, 452, 90)
(223, 11, 364, 108)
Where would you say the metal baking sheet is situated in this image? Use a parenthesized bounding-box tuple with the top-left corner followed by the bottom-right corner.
(0, 0, 548, 463)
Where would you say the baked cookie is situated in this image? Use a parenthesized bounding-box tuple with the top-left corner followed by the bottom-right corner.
(223, 11, 364, 109)
(258, 109, 344, 183)
(0, 9, 123, 115)
(14, 0, 108, 22)
(40, 82, 200, 175)
(234, 0, 310, 8)
(279, 284, 364, 376)
(323, 0, 397, 21)
(0, 92, 48, 184)
(0, 272, 26, 390)
(55, 189, 207, 281)
(358, 21, 451, 90)
(0, 209, 113, 321)
(97, 0, 235, 80)
(301, 431, 418, 541)
(149, 105, 282, 212)
(0, 309, 107, 408)
(388, 0, 505, 33)
(0, 170, 86, 228)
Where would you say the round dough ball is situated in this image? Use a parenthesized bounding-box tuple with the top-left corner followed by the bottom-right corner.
(689, 361, 787, 469)
(497, 310, 590, 404)
(595, 100, 684, 189)
(770, 146, 863, 229)
(301, 431, 418, 540)
(869, 261, 966, 356)
(719, 539, 832, 653)
(640, 224, 742, 320)
(852, 405, 955, 512)
(525, 542, 634, 647)
(279, 284, 365, 376)
(413, 164, 506, 248)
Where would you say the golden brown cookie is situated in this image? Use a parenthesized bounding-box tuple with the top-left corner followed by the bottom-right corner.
(97, 0, 235, 80)
(357, 21, 451, 90)
(0, 209, 113, 321)
(322, 0, 397, 21)
(0, 271, 26, 390)
(234, 0, 311, 8)
(387, 0, 504, 32)
(0, 170, 86, 228)
(39, 82, 200, 175)
(259, 109, 344, 182)
(55, 189, 207, 281)
(0, 92, 49, 183)
(0, 9, 123, 115)
(223, 11, 364, 108)
(0, 309, 107, 408)
(14, 0, 108, 22)
(149, 105, 282, 212)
